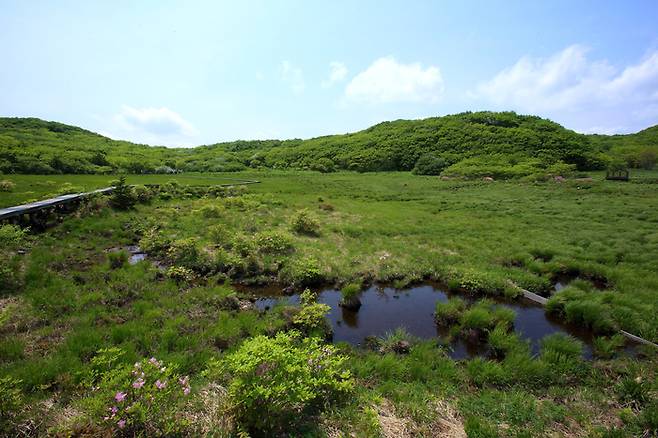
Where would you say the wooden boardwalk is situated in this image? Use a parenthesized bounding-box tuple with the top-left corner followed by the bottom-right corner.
(0, 187, 114, 221)
(513, 282, 657, 350)
(0, 178, 261, 222)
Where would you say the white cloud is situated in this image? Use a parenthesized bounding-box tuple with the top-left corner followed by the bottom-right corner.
(344, 56, 444, 104)
(279, 60, 305, 94)
(473, 45, 658, 133)
(110, 105, 198, 147)
(321, 61, 348, 88)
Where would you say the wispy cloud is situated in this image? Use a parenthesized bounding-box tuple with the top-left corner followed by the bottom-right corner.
(472, 45, 658, 133)
(109, 105, 198, 147)
(321, 61, 348, 88)
(344, 56, 444, 104)
(279, 60, 305, 94)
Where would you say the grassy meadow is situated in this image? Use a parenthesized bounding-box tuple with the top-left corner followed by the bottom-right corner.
(1, 171, 657, 436)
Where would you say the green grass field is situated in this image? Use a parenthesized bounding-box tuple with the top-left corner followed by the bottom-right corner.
(1, 171, 657, 436)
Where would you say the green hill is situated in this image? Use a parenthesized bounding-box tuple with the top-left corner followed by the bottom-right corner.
(0, 112, 656, 177)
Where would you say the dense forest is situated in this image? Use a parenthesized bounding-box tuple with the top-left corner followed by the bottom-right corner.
(0, 112, 656, 178)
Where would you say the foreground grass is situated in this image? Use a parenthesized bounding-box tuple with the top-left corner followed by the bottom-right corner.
(1, 171, 657, 436)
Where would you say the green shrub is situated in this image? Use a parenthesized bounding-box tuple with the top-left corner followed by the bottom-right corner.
(208, 225, 230, 246)
(290, 209, 320, 236)
(412, 153, 447, 175)
(206, 331, 353, 433)
(132, 185, 154, 204)
(434, 297, 466, 325)
(166, 238, 211, 272)
(199, 204, 223, 218)
(254, 230, 293, 254)
(109, 176, 137, 210)
(108, 251, 128, 269)
(0, 180, 15, 192)
(82, 348, 191, 435)
(138, 228, 171, 256)
(0, 224, 27, 248)
(292, 290, 332, 338)
(0, 376, 23, 433)
(281, 257, 324, 286)
(166, 266, 196, 283)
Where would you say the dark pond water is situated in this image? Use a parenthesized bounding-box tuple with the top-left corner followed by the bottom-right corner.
(253, 283, 603, 359)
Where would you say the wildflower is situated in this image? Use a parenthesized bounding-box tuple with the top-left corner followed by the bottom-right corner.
(149, 357, 160, 366)
(110, 406, 118, 415)
(134, 362, 141, 369)
(155, 379, 167, 390)
(183, 386, 191, 395)
(132, 378, 145, 389)
(178, 376, 189, 386)
(115, 392, 127, 402)
(117, 419, 126, 429)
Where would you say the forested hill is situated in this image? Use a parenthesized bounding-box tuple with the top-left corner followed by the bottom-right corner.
(0, 112, 656, 177)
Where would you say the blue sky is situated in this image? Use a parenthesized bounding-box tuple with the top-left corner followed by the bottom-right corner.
(2, 0, 658, 146)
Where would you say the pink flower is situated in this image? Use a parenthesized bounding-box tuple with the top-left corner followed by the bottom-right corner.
(178, 376, 189, 386)
(110, 406, 118, 415)
(149, 357, 160, 366)
(132, 378, 145, 389)
(183, 386, 191, 395)
(155, 379, 167, 390)
(115, 392, 127, 402)
(117, 419, 126, 429)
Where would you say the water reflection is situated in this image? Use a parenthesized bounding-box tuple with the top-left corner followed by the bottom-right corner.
(253, 283, 612, 359)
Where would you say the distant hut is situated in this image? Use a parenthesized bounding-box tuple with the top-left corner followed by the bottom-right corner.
(606, 161, 629, 181)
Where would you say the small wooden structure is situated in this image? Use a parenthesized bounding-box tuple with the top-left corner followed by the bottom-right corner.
(605, 169, 629, 181)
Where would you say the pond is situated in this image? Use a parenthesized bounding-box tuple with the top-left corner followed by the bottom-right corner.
(253, 283, 606, 359)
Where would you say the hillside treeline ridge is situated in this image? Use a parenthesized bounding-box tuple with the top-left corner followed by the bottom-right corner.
(0, 111, 656, 178)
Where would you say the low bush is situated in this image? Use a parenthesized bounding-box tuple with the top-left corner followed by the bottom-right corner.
(0, 180, 15, 192)
(166, 266, 196, 283)
(292, 289, 332, 338)
(138, 228, 171, 257)
(434, 297, 467, 325)
(199, 204, 223, 218)
(206, 331, 353, 433)
(254, 230, 293, 254)
(82, 348, 191, 435)
(280, 257, 324, 287)
(290, 209, 320, 236)
(0, 224, 27, 247)
(0, 376, 23, 433)
(108, 251, 129, 269)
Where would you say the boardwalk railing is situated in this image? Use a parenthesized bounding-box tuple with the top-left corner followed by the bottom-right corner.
(511, 281, 658, 349)
(0, 187, 115, 221)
